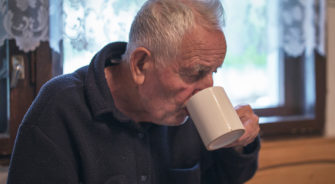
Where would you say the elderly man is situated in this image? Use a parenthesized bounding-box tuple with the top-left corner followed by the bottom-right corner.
(7, 0, 260, 183)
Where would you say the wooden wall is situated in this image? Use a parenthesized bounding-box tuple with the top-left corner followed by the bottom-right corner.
(246, 137, 335, 184)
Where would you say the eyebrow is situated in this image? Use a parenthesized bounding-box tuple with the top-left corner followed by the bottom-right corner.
(179, 64, 212, 76)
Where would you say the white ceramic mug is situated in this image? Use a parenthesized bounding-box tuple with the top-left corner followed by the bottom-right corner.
(186, 86, 245, 150)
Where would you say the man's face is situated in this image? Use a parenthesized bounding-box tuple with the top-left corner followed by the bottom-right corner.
(139, 26, 227, 126)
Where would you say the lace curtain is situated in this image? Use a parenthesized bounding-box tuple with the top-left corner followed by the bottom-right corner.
(280, 0, 326, 56)
(0, 0, 326, 56)
(0, 0, 62, 52)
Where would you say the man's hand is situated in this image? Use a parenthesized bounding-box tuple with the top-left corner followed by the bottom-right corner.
(225, 104, 260, 148)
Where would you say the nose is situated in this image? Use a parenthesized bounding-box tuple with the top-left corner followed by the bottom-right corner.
(203, 73, 214, 88)
(193, 74, 213, 94)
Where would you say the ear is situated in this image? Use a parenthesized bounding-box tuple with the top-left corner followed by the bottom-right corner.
(129, 47, 153, 85)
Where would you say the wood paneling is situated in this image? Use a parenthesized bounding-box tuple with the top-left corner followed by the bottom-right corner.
(0, 40, 60, 156)
(0, 41, 35, 155)
(247, 137, 335, 184)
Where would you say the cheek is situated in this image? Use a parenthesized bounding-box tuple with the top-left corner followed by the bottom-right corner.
(173, 84, 197, 105)
(147, 70, 197, 105)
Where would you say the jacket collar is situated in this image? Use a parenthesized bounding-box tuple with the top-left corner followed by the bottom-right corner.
(84, 42, 131, 122)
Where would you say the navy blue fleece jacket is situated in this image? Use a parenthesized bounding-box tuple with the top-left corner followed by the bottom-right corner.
(7, 42, 260, 184)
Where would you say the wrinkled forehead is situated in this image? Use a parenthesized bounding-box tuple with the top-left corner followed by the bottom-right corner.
(178, 26, 226, 66)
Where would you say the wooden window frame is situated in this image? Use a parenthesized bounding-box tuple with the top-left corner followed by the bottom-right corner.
(255, 50, 326, 138)
(0, 40, 62, 157)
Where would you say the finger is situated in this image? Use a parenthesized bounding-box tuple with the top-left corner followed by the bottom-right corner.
(224, 104, 260, 148)
(235, 104, 253, 115)
(235, 104, 254, 123)
(228, 123, 259, 148)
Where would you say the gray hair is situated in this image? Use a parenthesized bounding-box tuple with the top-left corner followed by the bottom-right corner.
(124, 0, 225, 67)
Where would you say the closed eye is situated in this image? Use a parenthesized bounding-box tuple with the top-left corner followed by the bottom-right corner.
(179, 65, 212, 83)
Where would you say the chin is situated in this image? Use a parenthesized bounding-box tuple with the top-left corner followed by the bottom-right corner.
(165, 115, 189, 126)
(153, 108, 189, 126)
(170, 108, 190, 126)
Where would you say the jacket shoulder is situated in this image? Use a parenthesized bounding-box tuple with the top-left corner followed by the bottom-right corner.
(21, 67, 88, 127)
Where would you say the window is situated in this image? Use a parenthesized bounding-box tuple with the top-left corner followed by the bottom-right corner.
(56, 0, 327, 138)
(0, 0, 62, 155)
(63, 0, 145, 74)
(63, 0, 281, 108)
(213, 0, 281, 109)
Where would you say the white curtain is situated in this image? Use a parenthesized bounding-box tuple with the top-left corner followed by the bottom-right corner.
(0, 0, 327, 108)
(0, 0, 62, 53)
(280, 0, 326, 56)
(0, 0, 326, 56)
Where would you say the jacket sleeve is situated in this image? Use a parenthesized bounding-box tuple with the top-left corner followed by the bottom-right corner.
(202, 136, 261, 184)
(7, 125, 79, 184)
